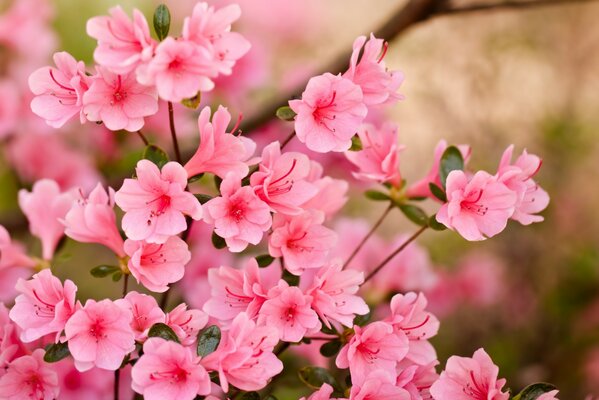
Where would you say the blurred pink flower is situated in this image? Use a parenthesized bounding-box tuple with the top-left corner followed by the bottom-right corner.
(83, 68, 158, 131)
(0, 80, 19, 138)
(436, 170, 516, 241)
(0, 225, 35, 303)
(269, 211, 337, 275)
(344, 34, 404, 106)
(300, 383, 338, 400)
(455, 253, 505, 306)
(166, 303, 208, 346)
(18, 179, 76, 260)
(115, 160, 202, 243)
(86, 6, 156, 75)
(258, 281, 320, 342)
(204, 173, 272, 252)
(54, 359, 133, 400)
(137, 38, 216, 102)
(65, 299, 135, 372)
(0, 304, 28, 369)
(430, 348, 509, 400)
(250, 142, 318, 215)
(289, 73, 367, 153)
(345, 122, 404, 187)
(9, 269, 79, 343)
(538, 391, 560, 400)
(185, 105, 257, 179)
(132, 338, 211, 400)
(115, 291, 165, 342)
(0, 349, 59, 400)
(124, 236, 190, 293)
(29, 52, 90, 128)
(63, 183, 125, 257)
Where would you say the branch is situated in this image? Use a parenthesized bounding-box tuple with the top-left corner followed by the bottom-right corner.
(434, 0, 596, 15)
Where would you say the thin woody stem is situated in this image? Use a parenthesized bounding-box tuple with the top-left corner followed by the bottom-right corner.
(136, 130, 149, 146)
(167, 101, 182, 163)
(343, 203, 394, 269)
(280, 131, 296, 150)
(363, 225, 428, 283)
(114, 370, 120, 400)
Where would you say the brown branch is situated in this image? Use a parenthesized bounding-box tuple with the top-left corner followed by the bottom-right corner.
(434, 0, 596, 15)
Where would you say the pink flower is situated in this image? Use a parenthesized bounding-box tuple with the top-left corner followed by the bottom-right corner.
(0, 225, 34, 303)
(201, 312, 283, 392)
(124, 236, 190, 293)
(114, 291, 165, 341)
(345, 123, 404, 187)
(250, 142, 318, 215)
(301, 161, 349, 219)
(65, 299, 136, 372)
(54, 359, 133, 400)
(83, 68, 158, 131)
(386, 292, 439, 365)
(137, 38, 217, 102)
(336, 322, 409, 385)
(300, 384, 339, 400)
(396, 360, 439, 400)
(430, 348, 509, 400)
(258, 281, 320, 342)
(269, 211, 337, 275)
(18, 179, 76, 260)
(0, 304, 28, 369)
(349, 370, 410, 400)
(86, 6, 156, 75)
(307, 261, 369, 328)
(289, 73, 367, 153)
(203, 259, 280, 325)
(204, 173, 272, 252)
(182, 2, 251, 76)
(496, 145, 549, 225)
(406, 140, 471, 200)
(166, 303, 208, 346)
(538, 391, 560, 400)
(436, 170, 517, 241)
(0, 349, 59, 400)
(115, 160, 203, 243)
(9, 269, 79, 343)
(63, 183, 125, 257)
(132, 338, 211, 400)
(343, 34, 404, 106)
(0, 80, 18, 139)
(29, 51, 90, 128)
(184, 106, 257, 179)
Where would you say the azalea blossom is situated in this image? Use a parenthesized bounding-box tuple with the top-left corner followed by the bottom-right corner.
(349, 370, 410, 400)
(289, 72, 367, 153)
(86, 6, 156, 75)
(436, 170, 517, 241)
(0, 303, 28, 369)
(430, 348, 509, 400)
(301, 160, 349, 219)
(204, 173, 272, 252)
(114, 160, 203, 243)
(132, 338, 211, 400)
(538, 391, 560, 400)
(63, 183, 125, 257)
(250, 142, 318, 215)
(269, 211, 337, 275)
(29, 51, 90, 128)
(0, 225, 35, 303)
(184, 105, 257, 179)
(124, 236, 191, 293)
(166, 303, 208, 346)
(83, 67, 158, 131)
(9, 269, 79, 343)
(114, 291, 165, 341)
(300, 384, 340, 400)
(65, 299, 136, 372)
(0, 349, 59, 400)
(18, 179, 76, 260)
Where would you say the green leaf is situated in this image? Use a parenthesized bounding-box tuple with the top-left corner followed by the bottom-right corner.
(398, 204, 428, 226)
(153, 4, 171, 41)
(353, 311, 371, 327)
(143, 144, 169, 168)
(364, 190, 390, 201)
(211, 232, 227, 249)
(112, 271, 123, 282)
(90, 264, 120, 278)
(44, 342, 70, 363)
(298, 366, 341, 391)
(320, 324, 338, 335)
(512, 383, 558, 400)
(263, 396, 278, 400)
(349, 135, 363, 151)
(197, 325, 221, 357)
(188, 173, 204, 183)
(282, 269, 300, 286)
(428, 214, 447, 231)
(240, 392, 260, 400)
(439, 145, 464, 188)
(194, 194, 213, 204)
(428, 183, 447, 202)
(181, 92, 202, 109)
(256, 254, 275, 268)
(214, 175, 223, 191)
(319, 340, 342, 357)
(275, 106, 297, 121)
(148, 323, 180, 343)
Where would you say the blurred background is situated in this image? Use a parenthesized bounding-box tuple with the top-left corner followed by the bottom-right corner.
(1, 0, 599, 398)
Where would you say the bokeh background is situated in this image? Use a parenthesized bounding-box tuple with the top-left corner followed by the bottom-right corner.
(1, 0, 599, 398)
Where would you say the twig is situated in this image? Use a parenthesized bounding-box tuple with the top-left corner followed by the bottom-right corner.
(136, 130, 149, 146)
(434, 0, 596, 15)
(280, 131, 296, 150)
(114, 369, 120, 400)
(167, 101, 182, 163)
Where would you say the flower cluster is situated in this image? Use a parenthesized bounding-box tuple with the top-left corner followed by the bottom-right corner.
(0, 2, 560, 400)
